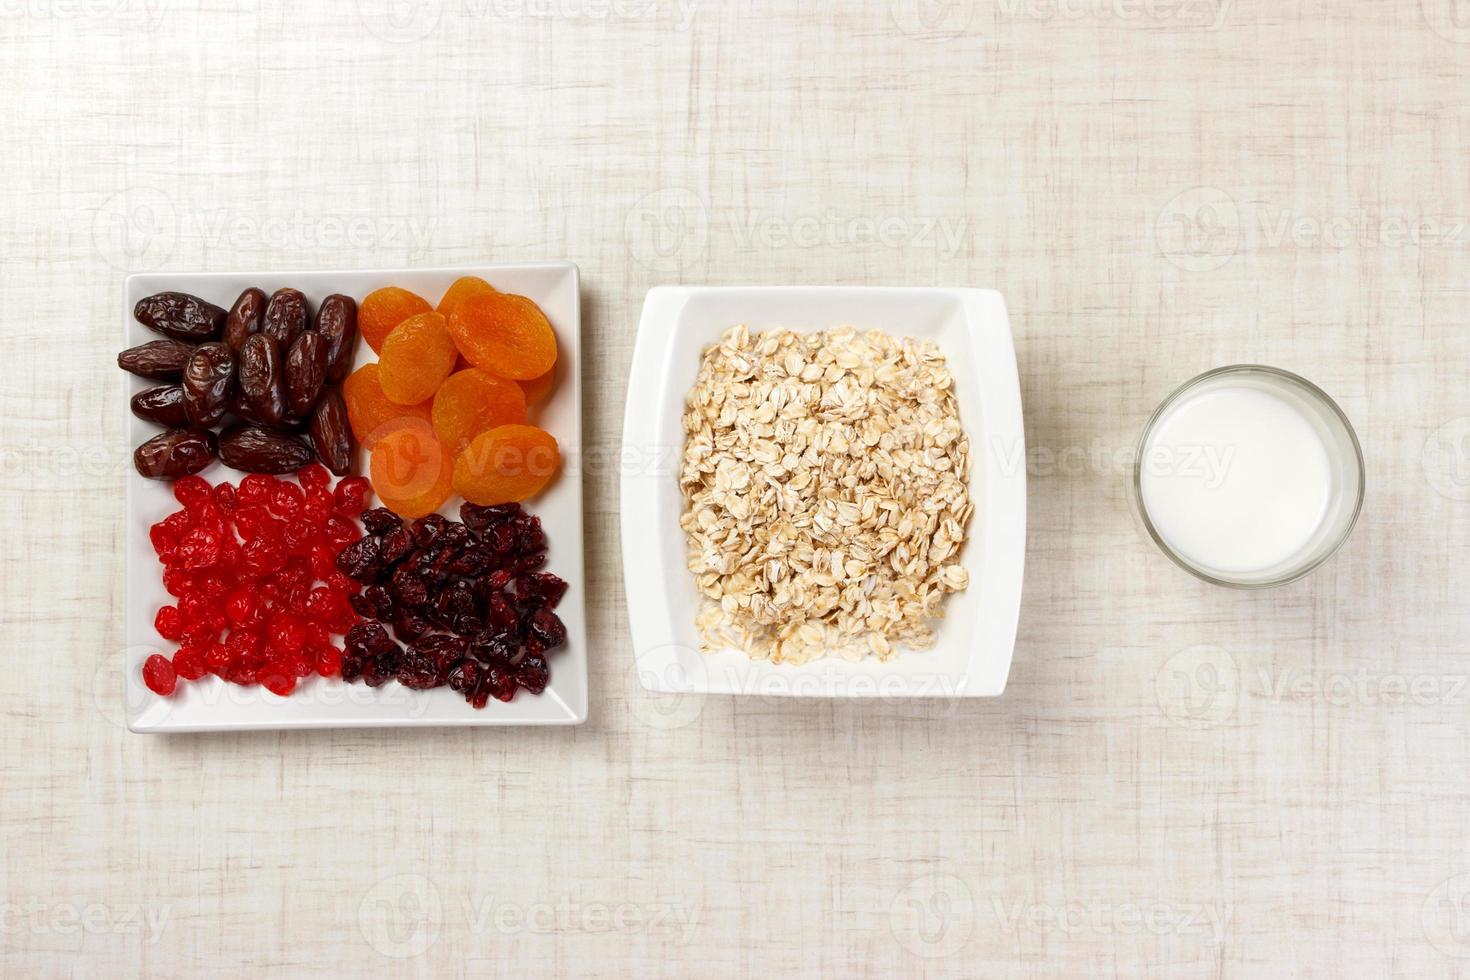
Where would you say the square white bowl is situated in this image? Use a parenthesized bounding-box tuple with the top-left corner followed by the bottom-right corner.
(124, 264, 586, 731)
(620, 286, 1026, 699)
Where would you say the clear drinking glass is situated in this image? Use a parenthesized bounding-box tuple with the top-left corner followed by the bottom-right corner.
(1132, 365, 1365, 589)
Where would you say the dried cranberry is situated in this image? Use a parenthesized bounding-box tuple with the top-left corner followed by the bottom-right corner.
(447, 659, 481, 694)
(527, 607, 567, 650)
(360, 507, 402, 535)
(378, 528, 414, 566)
(335, 535, 380, 580)
(516, 573, 568, 608)
(515, 653, 548, 694)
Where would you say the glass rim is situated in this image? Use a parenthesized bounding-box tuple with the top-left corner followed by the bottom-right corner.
(1132, 364, 1366, 590)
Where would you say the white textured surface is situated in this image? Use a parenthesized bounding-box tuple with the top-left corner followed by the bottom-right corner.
(4, 2, 1470, 976)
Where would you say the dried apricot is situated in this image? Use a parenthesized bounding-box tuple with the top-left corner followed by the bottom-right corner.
(378, 312, 457, 405)
(360, 286, 431, 354)
(342, 363, 432, 449)
(369, 423, 454, 519)
(436, 276, 497, 316)
(519, 366, 556, 406)
(453, 424, 560, 505)
(447, 293, 557, 380)
(431, 369, 527, 457)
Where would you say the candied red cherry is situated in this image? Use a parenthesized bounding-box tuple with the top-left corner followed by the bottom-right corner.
(194, 574, 229, 600)
(333, 476, 371, 516)
(211, 481, 238, 514)
(142, 654, 176, 695)
(323, 515, 359, 548)
(177, 592, 214, 623)
(154, 605, 183, 641)
(298, 463, 330, 491)
(226, 630, 261, 661)
(149, 522, 179, 559)
(238, 473, 275, 507)
(303, 487, 333, 524)
(173, 528, 222, 569)
(181, 622, 220, 649)
(204, 643, 234, 675)
(162, 568, 195, 598)
(304, 587, 338, 622)
(173, 475, 211, 508)
(303, 622, 329, 651)
(315, 645, 343, 677)
(172, 647, 207, 681)
(224, 590, 260, 627)
(269, 481, 305, 517)
(267, 613, 307, 654)
(241, 536, 286, 575)
(307, 544, 337, 579)
(228, 661, 259, 686)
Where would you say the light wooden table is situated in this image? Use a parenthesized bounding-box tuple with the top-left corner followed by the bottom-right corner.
(5, 2, 1469, 976)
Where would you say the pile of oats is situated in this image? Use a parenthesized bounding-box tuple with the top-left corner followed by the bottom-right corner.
(678, 324, 972, 665)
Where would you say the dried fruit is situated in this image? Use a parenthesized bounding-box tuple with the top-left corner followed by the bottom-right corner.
(309, 389, 354, 477)
(134, 292, 226, 342)
(262, 288, 309, 347)
(130, 385, 191, 427)
(223, 287, 267, 353)
(142, 472, 368, 700)
(337, 501, 569, 707)
(519, 366, 555, 406)
(360, 286, 431, 354)
(135, 429, 217, 480)
(182, 342, 236, 427)
(447, 292, 557, 380)
(142, 653, 177, 695)
(218, 425, 315, 474)
(314, 294, 359, 383)
(452, 425, 560, 505)
(430, 369, 527, 457)
(342, 363, 432, 448)
(285, 331, 327, 416)
(118, 340, 196, 381)
(236, 333, 287, 427)
(436, 275, 496, 316)
(378, 312, 456, 405)
(369, 425, 453, 519)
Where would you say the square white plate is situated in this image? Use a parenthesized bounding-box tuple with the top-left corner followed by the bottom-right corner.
(621, 286, 1025, 699)
(125, 264, 586, 731)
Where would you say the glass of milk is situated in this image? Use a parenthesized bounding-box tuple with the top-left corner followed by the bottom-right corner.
(1133, 366, 1365, 588)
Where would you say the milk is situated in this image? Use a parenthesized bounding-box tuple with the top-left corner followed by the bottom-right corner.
(1139, 383, 1335, 575)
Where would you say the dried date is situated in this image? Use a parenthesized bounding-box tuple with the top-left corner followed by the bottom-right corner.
(308, 388, 354, 476)
(130, 385, 190, 427)
(118, 339, 196, 381)
(218, 424, 315, 474)
(285, 331, 327, 416)
(133, 292, 226, 342)
(222, 287, 266, 353)
(134, 428, 217, 480)
(236, 333, 286, 427)
(262, 288, 309, 347)
(182, 342, 236, 427)
(314, 294, 359, 383)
